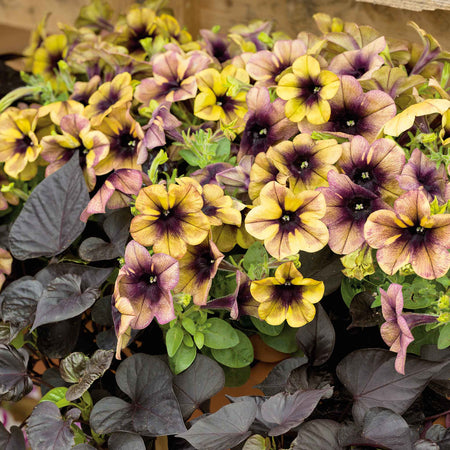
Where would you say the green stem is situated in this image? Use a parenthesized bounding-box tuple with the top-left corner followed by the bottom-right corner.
(0, 86, 40, 112)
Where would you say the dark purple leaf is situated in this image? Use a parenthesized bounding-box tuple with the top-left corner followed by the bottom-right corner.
(298, 247, 343, 295)
(79, 209, 131, 261)
(291, 419, 343, 449)
(177, 400, 257, 450)
(91, 296, 114, 327)
(0, 423, 26, 450)
(0, 345, 32, 401)
(65, 350, 113, 401)
(296, 304, 335, 366)
(27, 401, 76, 450)
(0, 278, 43, 342)
(255, 356, 307, 396)
(41, 368, 69, 396)
(286, 365, 334, 396)
(336, 349, 448, 423)
(60, 352, 88, 383)
(90, 354, 185, 436)
(32, 274, 99, 330)
(96, 329, 117, 350)
(260, 389, 329, 436)
(413, 440, 440, 449)
(108, 432, 146, 450)
(35, 263, 113, 291)
(36, 317, 81, 358)
(9, 154, 89, 260)
(173, 354, 225, 420)
(348, 291, 382, 329)
(338, 408, 412, 450)
(73, 445, 96, 450)
(425, 424, 450, 445)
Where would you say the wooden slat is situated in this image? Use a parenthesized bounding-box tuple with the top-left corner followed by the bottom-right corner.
(357, 0, 450, 11)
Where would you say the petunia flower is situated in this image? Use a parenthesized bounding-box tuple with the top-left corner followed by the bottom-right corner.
(0, 248, 12, 292)
(250, 262, 324, 327)
(364, 189, 450, 279)
(328, 36, 386, 80)
(298, 75, 397, 143)
(37, 100, 85, 127)
(40, 113, 109, 191)
(267, 133, 341, 193)
(215, 156, 252, 197)
(134, 49, 211, 105)
(113, 240, 179, 358)
(276, 55, 340, 125)
(80, 169, 143, 222)
(190, 162, 234, 186)
(0, 108, 41, 181)
(248, 152, 279, 201)
(338, 135, 405, 203)
(245, 181, 329, 260)
(70, 76, 101, 105)
(246, 39, 307, 86)
(319, 171, 388, 255)
(200, 28, 232, 64)
(228, 20, 272, 52)
(379, 283, 437, 374)
(130, 181, 210, 259)
(204, 270, 259, 320)
(237, 85, 298, 160)
(84, 72, 134, 127)
(398, 148, 450, 205)
(174, 238, 224, 306)
(0, 167, 19, 210)
(93, 108, 145, 175)
(194, 65, 249, 128)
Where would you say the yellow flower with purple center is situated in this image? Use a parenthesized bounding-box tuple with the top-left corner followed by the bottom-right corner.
(0, 108, 41, 180)
(174, 238, 224, 306)
(94, 108, 145, 175)
(364, 189, 450, 279)
(40, 113, 110, 191)
(248, 152, 279, 201)
(276, 55, 340, 125)
(250, 262, 324, 327)
(113, 240, 179, 357)
(245, 181, 329, 260)
(31, 34, 68, 90)
(84, 72, 133, 127)
(194, 65, 249, 128)
(130, 182, 211, 259)
(267, 133, 341, 193)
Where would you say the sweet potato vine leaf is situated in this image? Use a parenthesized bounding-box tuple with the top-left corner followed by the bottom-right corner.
(9, 154, 89, 260)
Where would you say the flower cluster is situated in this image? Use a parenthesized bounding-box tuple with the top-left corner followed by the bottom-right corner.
(1, 0, 450, 375)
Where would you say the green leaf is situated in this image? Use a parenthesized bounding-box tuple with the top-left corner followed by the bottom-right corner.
(194, 331, 205, 349)
(408, 326, 440, 355)
(341, 277, 364, 308)
(166, 326, 184, 358)
(203, 318, 239, 349)
(40, 387, 74, 408)
(222, 365, 251, 387)
(250, 317, 284, 336)
(215, 138, 231, 160)
(169, 342, 197, 375)
(212, 330, 254, 368)
(242, 242, 268, 272)
(179, 149, 201, 167)
(183, 333, 194, 348)
(182, 317, 197, 335)
(260, 325, 299, 354)
(438, 323, 450, 349)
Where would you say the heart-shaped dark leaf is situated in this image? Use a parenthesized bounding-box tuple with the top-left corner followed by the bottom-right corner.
(79, 209, 131, 261)
(0, 277, 43, 342)
(27, 401, 76, 450)
(338, 408, 412, 450)
(60, 352, 89, 383)
(65, 350, 113, 401)
(296, 304, 335, 366)
(90, 354, 185, 436)
(348, 291, 382, 329)
(260, 389, 329, 436)
(0, 422, 26, 450)
(177, 400, 257, 450)
(255, 356, 307, 396)
(173, 354, 225, 420)
(91, 296, 114, 327)
(413, 440, 440, 449)
(286, 365, 334, 396)
(32, 274, 99, 330)
(291, 419, 343, 449)
(9, 154, 89, 260)
(336, 349, 449, 423)
(35, 263, 113, 291)
(0, 345, 32, 401)
(298, 247, 343, 295)
(96, 329, 117, 350)
(108, 432, 146, 450)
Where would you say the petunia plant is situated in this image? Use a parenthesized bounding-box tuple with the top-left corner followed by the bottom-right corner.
(0, 1, 449, 448)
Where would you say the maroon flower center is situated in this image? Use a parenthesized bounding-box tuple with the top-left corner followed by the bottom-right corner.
(15, 135, 33, 154)
(216, 95, 236, 113)
(96, 90, 120, 112)
(114, 131, 137, 156)
(351, 167, 378, 192)
(274, 282, 300, 307)
(279, 210, 300, 232)
(347, 196, 372, 221)
(241, 115, 272, 156)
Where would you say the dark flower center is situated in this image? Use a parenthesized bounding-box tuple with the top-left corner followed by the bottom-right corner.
(202, 204, 218, 217)
(113, 131, 137, 156)
(149, 275, 157, 284)
(275, 282, 301, 308)
(279, 210, 300, 232)
(347, 196, 372, 221)
(211, 41, 230, 63)
(334, 110, 359, 135)
(216, 95, 236, 113)
(351, 167, 378, 192)
(15, 135, 33, 154)
(96, 90, 120, 112)
(241, 115, 272, 156)
(162, 79, 182, 94)
(187, 248, 216, 284)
